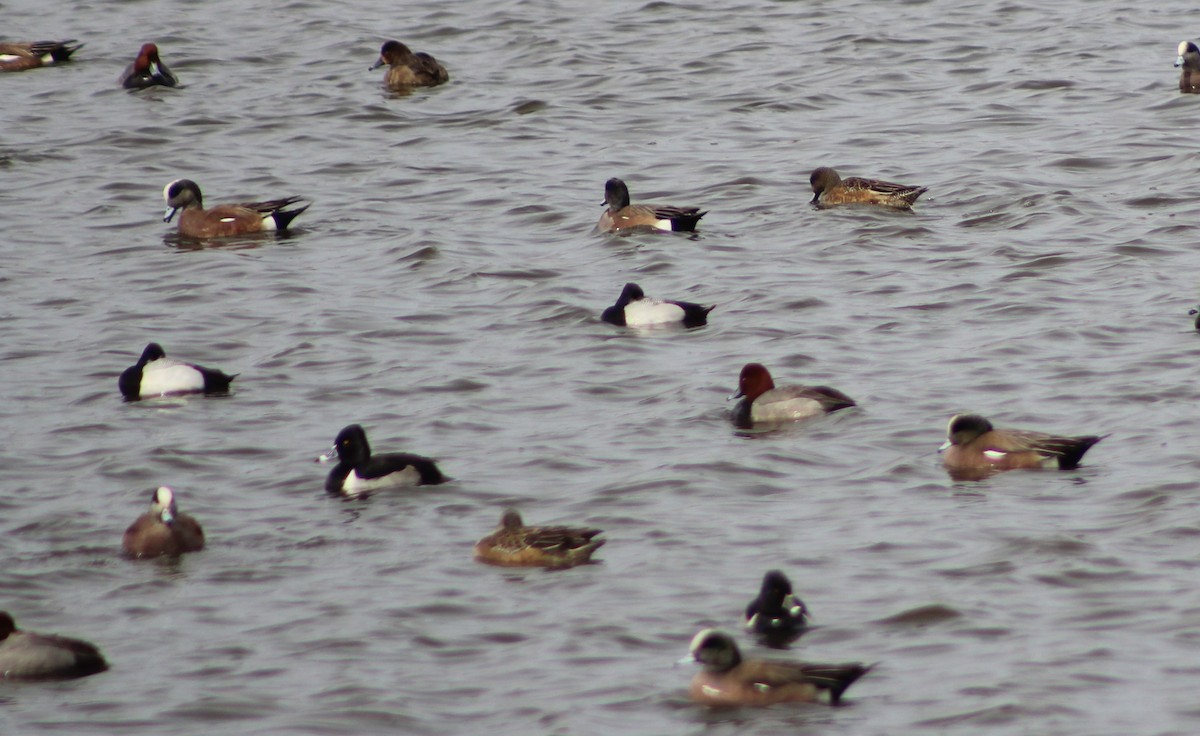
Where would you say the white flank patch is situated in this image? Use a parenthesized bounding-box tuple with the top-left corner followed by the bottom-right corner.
(0, 54, 19, 63)
(652, 219, 673, 231)
(623, 298, 685, 326)
(750, 396, 824, 422)
(260, 214, 278, 231)
(342, 465, 421, 495)
(219, 216, 236, 223)
(139, 359, 205, 396)
(982, 449, 1008, 461)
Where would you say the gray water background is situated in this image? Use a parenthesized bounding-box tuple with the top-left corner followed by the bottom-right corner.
(3, 0, 1200, 733)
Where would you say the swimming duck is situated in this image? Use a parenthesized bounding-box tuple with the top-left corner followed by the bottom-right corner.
(0, 40, 82, 72)
(745, 570, 809, 644)
(122, 486, 205, 558)
(809, 167, 927, 210)
(120, 43, 177, 89)
(320, 424, 444, 496)
(683, 629, 870, 707)
(473, 509, 605, 569)
(370, 40, 448, 88)
(730, 363, 856, 428)
(598, 178, 706, 233)
(940, 413, 1105, 480)
(1177, 41, 1200, 93)
(0, 612, 107, 680)
(163, 179, 309, 238)
(118, 342, 237, 400)
(601, 282, 714, 327)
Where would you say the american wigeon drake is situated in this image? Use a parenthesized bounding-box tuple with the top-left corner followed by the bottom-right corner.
(473, 509, 605, 569)
(683, 629, 870, 707)
(1189, 305, 1200, 330)
(598, 178, 707, 233)
(730, 363, 856, 429)
(1177, 41, 1200, 93)
(601, 282, 714, 328)
(320, 424, 445, 496)
(940, 413, 1105, 480)
(120, 43, 177, 89)
(809, 167, 927, 210)
(0, 612, 107, 680)
(370, 40, 448, 89)
(163, 179, 309, 238)
(122, 486, 205, 558)
(0, 40, 82, 72)
(745, 570, 810, 645)
(118, 342, 237, 400)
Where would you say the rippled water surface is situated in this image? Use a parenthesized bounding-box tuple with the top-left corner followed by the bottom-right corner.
(4, 0, 1200, 733)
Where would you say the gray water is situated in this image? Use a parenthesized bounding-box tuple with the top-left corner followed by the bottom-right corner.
(4, 0, 1200, 733)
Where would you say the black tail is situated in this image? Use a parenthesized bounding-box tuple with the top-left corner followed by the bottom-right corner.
(271, 203, 310, 231)
(1057, 434, 1107, 469)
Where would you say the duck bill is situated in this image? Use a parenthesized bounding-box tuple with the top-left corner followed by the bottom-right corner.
(163, 206, 178, 223)
(1177, 56, 1185, 68)
(369, 57, 385, 71)
(727, 389, 744, 401)
(938, 440, 951, 453)
(675, 654, 698, 666)
(315, 445, 338, 464)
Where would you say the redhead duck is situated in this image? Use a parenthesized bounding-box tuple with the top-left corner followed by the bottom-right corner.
(0, 612, 107, 680)
(120, 43, 177, 89)
(598, 178, 706, 233)
(0, 40, 82, 72)
(1177, 41, 1200, 93)
(473, 509, 605, 569)
(320, 424, 444, 496)
(745, 570, 809, 645)
(118, 342, 236, 400)
(601, 282, 714, 328)
(370, 40, 448, 89)
(730, 363, 856, 428)
(940, 413, 1105, 481)
(809, 167, 927, 210)
(163, 179, 309, 238)
(122, 486, 205, 558)
(683, 629, 870, 707)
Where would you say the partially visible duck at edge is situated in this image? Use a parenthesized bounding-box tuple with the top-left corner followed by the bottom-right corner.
(1189, 305, 1200, 330)
(118, 342, 237, 400)
(809, 166, 927, 210)
(939, 413, 1106, 481)
(745, 570, 810, 646)
(730, 363, 856, 429)
(601, 282, 714, 328)
(319, 424, 445, 496)
(1177, 41, 1200, 93)
(370, 39, 448, 89)
(682, 629, 871, 707)
(0, 40, 82, 72)
(120, 42, 177, 89)
(0, 611, 108, 680)
(122, 486, 205, 558)
(473, 508, 605, 569)
(598, 178, 707, 233)
(163, 178, 310, 239)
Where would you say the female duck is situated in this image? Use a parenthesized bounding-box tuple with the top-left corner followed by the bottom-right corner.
(474, 509, 605, 569)
(0, 612, 107, 680)
(370, 40, 448, 88)
(119, 342, 237, 400)
(730, 363, 856, 428)
(683, 629, 870, 707)
(122, 486, 205, 558)
(321, 424, 444, 496)
(601, 282, 714, 328)
(809, 167, 927, 210)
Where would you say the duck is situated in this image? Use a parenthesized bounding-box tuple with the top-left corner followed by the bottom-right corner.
(162, 179, 309, 238)
(730, 363, 856, 429)
(601, 282, 714, 328)
(683, 629, 870, 707)
(320, 424, 444, 496)
(597, 178, 706, 233)
(0, 612, 108, 680)
(0, 40, 82, 72)
(809, 167, 927, 210)
(118, 342, 237, 400)
(1177, 41, 1200, 93)
(370, 40, 448, 88)
(940, 413, 1105, 480)
(744, 570, 809, 644)
(1189, 305, 1200, 330)
(122, 486, 205, 558)
(473, 509, 605, 569)
(120, 43, 177, 89)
